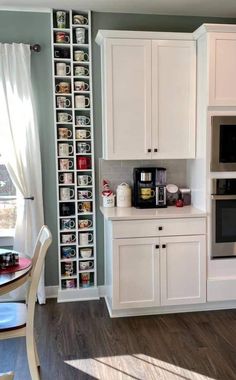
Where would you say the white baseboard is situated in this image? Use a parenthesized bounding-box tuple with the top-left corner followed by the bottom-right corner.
(45, 285, 58, 299)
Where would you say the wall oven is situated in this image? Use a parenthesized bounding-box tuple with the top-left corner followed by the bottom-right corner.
(211, 116, 236, 171)
(211, 178, 236, 258)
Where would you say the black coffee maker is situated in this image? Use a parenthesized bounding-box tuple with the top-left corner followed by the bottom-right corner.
(133, 167, 167, 208)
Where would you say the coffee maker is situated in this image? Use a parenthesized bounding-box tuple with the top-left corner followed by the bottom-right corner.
(133, 167, 167, 208)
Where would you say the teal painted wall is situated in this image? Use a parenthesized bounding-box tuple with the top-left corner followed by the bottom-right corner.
(0, 10, 236, 287)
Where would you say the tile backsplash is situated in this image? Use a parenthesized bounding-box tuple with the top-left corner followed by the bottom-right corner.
(99, 159, 187, 203)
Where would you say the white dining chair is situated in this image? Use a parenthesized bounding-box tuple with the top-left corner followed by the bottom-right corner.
(0, 225, 52, 380)
(0, 372, 14, 380)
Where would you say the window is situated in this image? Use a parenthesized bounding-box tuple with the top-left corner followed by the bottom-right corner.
(0, 154, 17, 230)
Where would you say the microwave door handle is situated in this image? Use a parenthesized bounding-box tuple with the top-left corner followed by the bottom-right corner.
(211, 194, 236, 200)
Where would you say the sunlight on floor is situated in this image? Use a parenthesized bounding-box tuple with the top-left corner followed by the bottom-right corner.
(65, 353, 217, 379)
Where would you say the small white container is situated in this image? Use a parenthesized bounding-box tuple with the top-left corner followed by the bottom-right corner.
(102, 194, 115, 208)
(116, 183, 132, 208)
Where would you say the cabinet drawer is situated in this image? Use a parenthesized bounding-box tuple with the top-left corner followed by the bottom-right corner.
(112, 218, 206, 238)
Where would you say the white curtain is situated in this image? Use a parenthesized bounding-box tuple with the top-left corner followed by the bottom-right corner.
(0, 43, 45, 303)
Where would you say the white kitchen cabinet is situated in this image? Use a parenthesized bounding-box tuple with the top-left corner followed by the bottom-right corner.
(160, 235, 206, 306)
(208, 32, 236, 106)
(96, 31, 196, 160)
(103, 213, 206, 314)
(113, 237, 160, 309)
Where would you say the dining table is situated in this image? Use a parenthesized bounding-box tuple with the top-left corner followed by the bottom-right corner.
(0, 249, 32, 296)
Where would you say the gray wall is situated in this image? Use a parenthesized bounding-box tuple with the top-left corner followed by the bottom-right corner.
(0, 10, 236, 287)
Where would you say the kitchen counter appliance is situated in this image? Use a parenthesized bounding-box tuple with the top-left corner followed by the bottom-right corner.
(133, 167, 167, 208)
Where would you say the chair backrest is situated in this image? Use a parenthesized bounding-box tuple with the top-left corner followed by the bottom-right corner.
(27, 225, 52, 315)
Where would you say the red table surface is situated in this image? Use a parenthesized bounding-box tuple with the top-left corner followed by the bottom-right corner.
(0, 257, 31, 274)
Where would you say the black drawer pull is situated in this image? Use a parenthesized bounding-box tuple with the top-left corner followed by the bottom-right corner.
(154, 148, 158, 152)
(147, 148, 152, 153)
(162, 244, 166, 249)
(158, 226, 163, 231)
(155, 245, 159, 249)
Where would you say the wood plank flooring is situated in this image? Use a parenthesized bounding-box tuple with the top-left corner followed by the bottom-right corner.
(0, 299, 236, 379)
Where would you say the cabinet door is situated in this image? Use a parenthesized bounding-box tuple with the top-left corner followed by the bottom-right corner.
(209, 33, 236, 106)
(113, 237, 160, 309)
(152, 40, 196, 159)
(160, 235, 206, 306)
(103, 39, 152, 159)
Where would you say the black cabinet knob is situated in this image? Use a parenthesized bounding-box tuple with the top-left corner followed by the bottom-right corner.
(147, 148, 152, 153)
(158, 226, 163, 231)
(155, 245, 159, 249)
(162, 244, 166, 249)
(154, 148, 158, 152)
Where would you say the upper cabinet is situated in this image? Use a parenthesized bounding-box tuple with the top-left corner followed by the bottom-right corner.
(194, 24, 236, 107)
(96, 31, 196, 160)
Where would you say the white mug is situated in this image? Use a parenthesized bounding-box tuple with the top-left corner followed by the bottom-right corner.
(79, 232, 93, 245)
(59, 158, 73, 170)
(61, 233, 76, 243)
(57, 112, 73, 123)
(78, 219, 93, 228)
(76, 115, 90, 125)
(78, 190, 92, 200)
(74, 66, 89, 76)
(75, 28, 85, 44)
(57, 96, 71, 108)
(61, 218, 76, 229)
(56, 62, 71, 76)
(60, 187, 75, 201)
(77, 175, 92, 186)
(56, 10, 67, 28)
(73, 14, 88, 25)
(79, 261, 94, 270)
(77, 142, 90, 153)
(76, 129, 91, 139)
(74, 81, 89, 91)
(58, 127, 72, 139)
(74, 50, 89, 62)
(80, 247, 92, 258)
(58, 143, 73, 156)
(75, 95, 90, 109)
(59, 172, 73, 184)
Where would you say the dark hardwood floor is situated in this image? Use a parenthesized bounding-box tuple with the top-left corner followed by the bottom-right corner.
(1, 299, 236, 379)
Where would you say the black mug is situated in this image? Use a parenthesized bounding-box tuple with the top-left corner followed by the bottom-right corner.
(54, 49, 70, 59)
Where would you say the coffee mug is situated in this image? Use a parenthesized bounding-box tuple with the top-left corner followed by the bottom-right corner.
(60, 203, 74, 216)
(79, 261, 93, 270)
(78, 219, 93, 229)
(59, 172, 73, 184)
(59, 158, 73, 170)
(56, 82, 70, 94)
(58, 127, 72, 139)
(57, 112, 72, 123)
(61, 233, 76, 243)
(76, 129, 91, 140)
(55, 49, 70, 59)
(55, 31, 70, 44)
(79, 232, 93, 245)
(64, 261, 74, 276)
(56, 62, 71, 76)
(61, 218, 76, 230)
(74, 66, 89, 76)
(61, 246, 76, 258)
(74, 50, 89, 62)
(77, 175, 92, 186)
(80, 272, 90, 287)
(78, 201, 91, 213)
(74, 81, 89, 91)
(77, 156, 91, 169)
(57, 96, 71, 109)
(78, 190, 92, 200)
(73, 14, 88, 25)
(140, 188, 155, 200)
(77, 142, 90, 153)
(75, 28, 85, 44)
(63, 279, 76, 288)
(76, 115, 90, 125)
(56, 11, 66, 28)
(80, 247, 92, 258)
(60, 187, 75, 201)
(75, 95, 90, 109)
(58, 143, 73, 156)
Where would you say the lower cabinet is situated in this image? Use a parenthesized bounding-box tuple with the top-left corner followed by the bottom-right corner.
(107, 218, 206, 311)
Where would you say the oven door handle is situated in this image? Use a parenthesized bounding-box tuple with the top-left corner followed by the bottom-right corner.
(211, 194, 236, 200)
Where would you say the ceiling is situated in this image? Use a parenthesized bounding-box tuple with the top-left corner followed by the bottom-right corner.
(0, 0, 236, 18)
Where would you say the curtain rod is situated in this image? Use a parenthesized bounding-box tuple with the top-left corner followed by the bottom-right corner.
(30, 44, 41, 53)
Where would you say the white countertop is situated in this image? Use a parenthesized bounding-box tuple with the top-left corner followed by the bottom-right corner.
(100, 206, 206, 220)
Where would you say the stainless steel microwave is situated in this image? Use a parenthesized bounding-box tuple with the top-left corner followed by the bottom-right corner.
(211, 116, 236, 171)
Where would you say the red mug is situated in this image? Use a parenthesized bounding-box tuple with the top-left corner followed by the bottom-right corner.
(77, 156, 91, 170)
